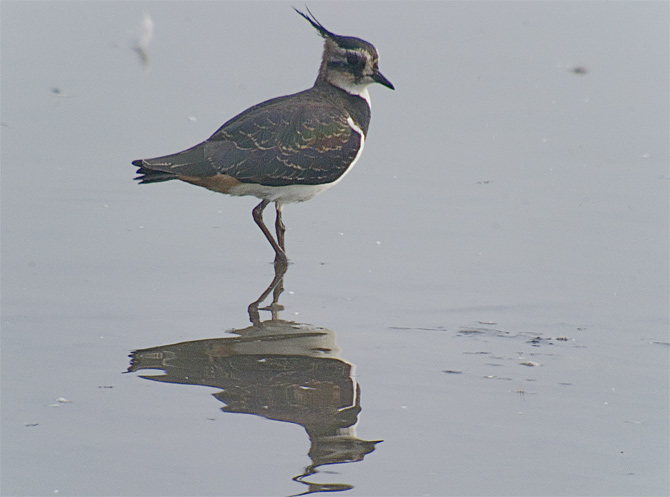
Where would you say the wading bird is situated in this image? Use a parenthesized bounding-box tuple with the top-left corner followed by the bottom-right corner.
(133, 8, 393, 263)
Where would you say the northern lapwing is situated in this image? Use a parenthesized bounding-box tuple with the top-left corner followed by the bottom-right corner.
(133, 8, 394, 263)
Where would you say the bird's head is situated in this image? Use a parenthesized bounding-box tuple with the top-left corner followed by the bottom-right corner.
(295, 7, 394, 97)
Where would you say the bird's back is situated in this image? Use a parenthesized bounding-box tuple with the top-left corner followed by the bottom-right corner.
(134, 83, 370, 188)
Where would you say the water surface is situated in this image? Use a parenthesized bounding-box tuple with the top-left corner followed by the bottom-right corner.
(2, 2, 668, 496)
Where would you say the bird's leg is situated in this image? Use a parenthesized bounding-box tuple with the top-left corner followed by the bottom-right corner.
(247, 257, 288, 326)
(272, 203, 287, 304)
(253, 199, 288, 263)
(269, 257, 287, 320)
(275, 201, 286, 252)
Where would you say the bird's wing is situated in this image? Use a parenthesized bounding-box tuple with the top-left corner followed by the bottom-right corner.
(206, 96, 361, 186)
(135, 95, 362, 187)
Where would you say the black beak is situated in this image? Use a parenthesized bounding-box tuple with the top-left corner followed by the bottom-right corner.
(373, 70, 395, 90)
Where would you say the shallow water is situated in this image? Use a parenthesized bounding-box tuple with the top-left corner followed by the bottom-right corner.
(2, 2, 668, 496)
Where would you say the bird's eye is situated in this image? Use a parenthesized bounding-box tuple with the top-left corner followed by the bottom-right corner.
(346, 53, 365, 68)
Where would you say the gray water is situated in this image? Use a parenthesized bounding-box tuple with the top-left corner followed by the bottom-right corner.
(2, 2, 668, 496)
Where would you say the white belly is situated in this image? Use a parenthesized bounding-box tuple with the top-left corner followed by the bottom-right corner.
(227, 180, 342, 203)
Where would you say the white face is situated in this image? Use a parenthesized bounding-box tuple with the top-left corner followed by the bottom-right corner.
(324, 43, 379, 96)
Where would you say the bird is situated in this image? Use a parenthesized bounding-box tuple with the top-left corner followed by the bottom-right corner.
(133, 7, 394, 264)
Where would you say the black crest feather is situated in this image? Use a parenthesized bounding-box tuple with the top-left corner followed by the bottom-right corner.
(293, 6, 336, 39)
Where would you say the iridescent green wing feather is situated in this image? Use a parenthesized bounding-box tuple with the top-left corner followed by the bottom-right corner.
(205, 98, 361, 186)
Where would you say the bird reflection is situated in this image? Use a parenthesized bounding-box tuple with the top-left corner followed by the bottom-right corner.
(127, 260, 381, 495)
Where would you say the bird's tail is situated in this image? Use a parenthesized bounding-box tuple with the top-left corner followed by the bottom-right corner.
(132, 160, 178, 184)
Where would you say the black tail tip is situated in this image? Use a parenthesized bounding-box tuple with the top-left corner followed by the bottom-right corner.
(132, 159, 146, 183)
(132, 161, 177, 184)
